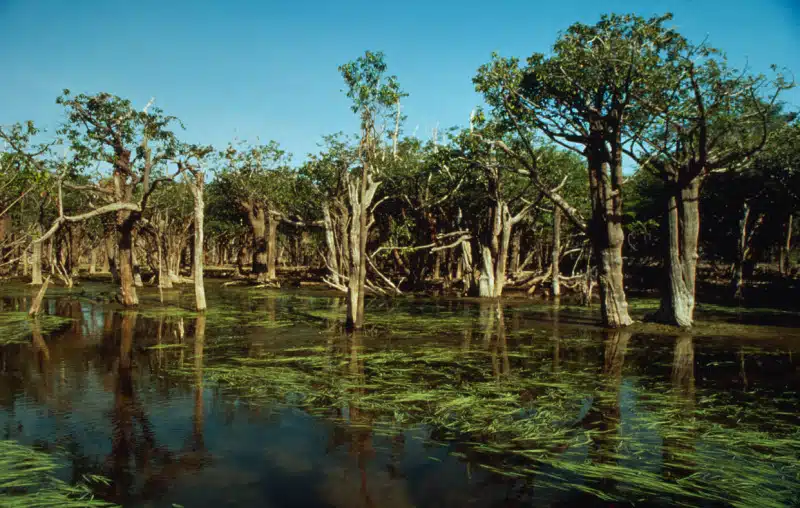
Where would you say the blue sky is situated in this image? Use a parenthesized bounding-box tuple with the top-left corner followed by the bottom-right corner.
(1, 0, 798, 163)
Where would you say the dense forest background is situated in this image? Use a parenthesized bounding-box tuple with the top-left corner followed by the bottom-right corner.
(0, 13, 797, 329)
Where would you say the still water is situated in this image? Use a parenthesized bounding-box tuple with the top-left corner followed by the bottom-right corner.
(1, 282, 798, 507)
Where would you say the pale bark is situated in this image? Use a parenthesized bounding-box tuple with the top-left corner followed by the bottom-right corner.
(89, 247, 97, 274)
(118, 222, 138, 306)
(552, 206, 561, 298)
(588, 143, 632, 328)
(780, 214, 793, 275)
(655, 180, 699, 327)
(28, 276, 50, 316)
(131, 235, 143, 288)
(31, 226, 43, 286)
(731, 201, 763, 299)
(266, 215, 278, 281)
(189, 172, 207, 312)
(322, 204, 340, 286)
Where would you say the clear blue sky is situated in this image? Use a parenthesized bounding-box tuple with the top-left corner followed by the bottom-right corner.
(1, 0, 798, 163)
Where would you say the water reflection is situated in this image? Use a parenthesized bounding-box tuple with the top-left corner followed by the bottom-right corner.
(0, 283, 798, 507)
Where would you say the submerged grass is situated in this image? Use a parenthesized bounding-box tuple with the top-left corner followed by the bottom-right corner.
(0, 440, 115, 507)
(171, 328, 800, 507)
(0, 313, 73, 345)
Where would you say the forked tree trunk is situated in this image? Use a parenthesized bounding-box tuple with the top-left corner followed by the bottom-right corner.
(118, 221, 139, 306)
(656, 180, 700, 327)
(247, 207, 269, 282)
(478, 202, 522, 298)
(731, 201, 763, 299)
(346, 165, 378, 330)
(552, 206, 561, 298)
(588, 143, 632, 328)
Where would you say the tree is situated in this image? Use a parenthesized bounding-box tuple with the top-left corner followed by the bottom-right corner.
(476, 14, 685, 326)
(216, 140, 292, 283)
(627, 39, 792, 324)
(339, 50, 405, 329)
(37, 91, 180, 305)
(0, 122, 67, 285)
(178, 144, 213, 311)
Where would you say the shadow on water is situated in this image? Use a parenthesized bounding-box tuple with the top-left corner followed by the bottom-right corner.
(0, 281, 798, 507)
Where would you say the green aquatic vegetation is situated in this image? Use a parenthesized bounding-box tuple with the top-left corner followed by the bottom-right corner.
(0, 313, 73, 345)
(171, 335, 800, 507)
(0, 440, 115, 507)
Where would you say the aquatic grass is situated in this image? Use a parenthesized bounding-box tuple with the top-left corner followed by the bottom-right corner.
(167, 333, 800, 507)
(0, 313, 73, 345)
(0, 440, 115, 507)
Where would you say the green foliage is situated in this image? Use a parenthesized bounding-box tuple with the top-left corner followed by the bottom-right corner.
(56, 90, 180, 175)
(215, 140, 294, 211)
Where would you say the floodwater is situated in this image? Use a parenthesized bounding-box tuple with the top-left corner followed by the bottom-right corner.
(1, 281, 798, 507)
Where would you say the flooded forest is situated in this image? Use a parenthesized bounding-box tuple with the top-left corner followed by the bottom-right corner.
(1, 12, 799, 508)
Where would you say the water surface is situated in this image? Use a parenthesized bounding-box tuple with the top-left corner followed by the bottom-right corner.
(1, 282, 798, 507)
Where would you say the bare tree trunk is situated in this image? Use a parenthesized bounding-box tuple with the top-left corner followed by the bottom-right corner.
(346, 172, 369, 330)
(479, 245, 495, 297)
(731, 202, 759, 300)
(31, 224, 43, 286)
(105, 234, 119, 283)
(780, 214, 793, 275)
(552, 206, 561, 298)
(190, 173, 207, 311)
(322, 204, 340, 286)
(266, 215, 278, 281)
(131, 234, 143, 288)
(89, 247, 97, 274)
(509, 231, 521, 277)
(29, 276, 50, 316)
(656, 180, 699, 327)
(157, 233, 172, 289)
(432, 250, 442, 280)
(118, 221, 139, 306)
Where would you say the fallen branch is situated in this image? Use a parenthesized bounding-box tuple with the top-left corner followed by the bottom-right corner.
(29, 276, 51, 317)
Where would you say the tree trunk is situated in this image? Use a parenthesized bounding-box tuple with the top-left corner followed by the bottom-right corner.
(322, 204, 340, 286)
(31, 224, 43, 286)
(118, 221, 139, 306)
(780, 214, 793, 275)
(131, 235, 143, 288)
(266, 215, 278, 281)
(588, 144, 632, 328)
(89, 247, 97, 274)
(247, 208, 269, 282)
(158, 233, 172, 289)
(656, 179, 700, 327)
(479, 245, 495, 297)
(552, 206, 561, 298)
(732, 202, 751, 300)
(346, 165, 374, 330)
(105, 234, 120, 283)
(191, 175, 207, 312)
(509, 231, 521, 277)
